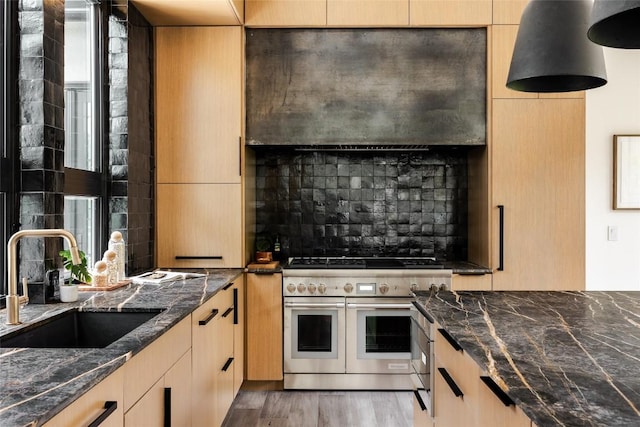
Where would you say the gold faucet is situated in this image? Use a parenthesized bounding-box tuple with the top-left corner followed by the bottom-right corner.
(6, 229, 81, 325)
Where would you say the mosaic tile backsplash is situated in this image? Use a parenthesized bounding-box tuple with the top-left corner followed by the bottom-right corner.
(255, 149, 468, 260)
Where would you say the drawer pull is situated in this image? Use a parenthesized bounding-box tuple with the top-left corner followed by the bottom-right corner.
(498, 205, 505, 271)
(438, 368, 463, 398)
(480, 376, 514, 406)
(233, 288, 239, 325)
(222, 306, 234, 318)
(164, 387, 171, 427)
(438, 328, 463, 351)
(198, 309, 219, 325)
(88, 401, 118, 427)
(175, 256, 222, 260)
(223, 282, 234, 291)
(222, 357, 234, 372)
(413, 390, 427, 412)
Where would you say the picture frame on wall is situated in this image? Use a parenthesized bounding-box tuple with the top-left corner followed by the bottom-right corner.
(613, 135, 640, 209)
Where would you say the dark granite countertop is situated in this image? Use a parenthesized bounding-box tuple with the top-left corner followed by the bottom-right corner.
(0, 268, 243, 426)
(414, 291, 640, 427)
(442, 260, 491, 274)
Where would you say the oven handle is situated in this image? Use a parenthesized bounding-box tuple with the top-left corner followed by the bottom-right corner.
(284, 302, 345, 308)
(346, 303, 415, 309)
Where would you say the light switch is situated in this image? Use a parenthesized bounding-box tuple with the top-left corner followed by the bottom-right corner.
(607, 226, 618, 241)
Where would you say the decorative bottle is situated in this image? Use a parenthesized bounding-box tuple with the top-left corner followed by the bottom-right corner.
(273, 234, 281, 261)
(103, 250, 118, 285)
(108, 231, 126, 282)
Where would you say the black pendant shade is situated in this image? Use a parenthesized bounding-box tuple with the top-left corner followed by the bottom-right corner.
(507, 0, 608, 93)
(588, 1, 640, 48)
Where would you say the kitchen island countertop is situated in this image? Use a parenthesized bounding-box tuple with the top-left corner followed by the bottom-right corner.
(0, 268, 243, 426)
(414, 290, 640, 427)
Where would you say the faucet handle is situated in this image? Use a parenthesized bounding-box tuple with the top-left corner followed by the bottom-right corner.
(20, 277, 29, 305)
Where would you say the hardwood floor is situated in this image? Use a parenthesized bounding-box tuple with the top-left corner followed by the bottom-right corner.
(222, 389, 413, 427)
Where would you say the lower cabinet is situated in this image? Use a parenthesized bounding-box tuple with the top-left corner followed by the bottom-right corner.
(413, 390, 434, 427)
(451, 273, 492, 291)
(433, 323, 531, 427)
(246, 271, 283, 380)
(192, 280, 243, 427)
(43, 367, 124, 427)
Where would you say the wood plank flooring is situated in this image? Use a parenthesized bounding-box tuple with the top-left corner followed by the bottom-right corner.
(222, 390, 413, 427)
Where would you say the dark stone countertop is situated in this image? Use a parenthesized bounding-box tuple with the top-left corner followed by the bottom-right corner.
(0, 268, 243, 426)
(442, 260, 491, 274)
(414, 290, 640, 427)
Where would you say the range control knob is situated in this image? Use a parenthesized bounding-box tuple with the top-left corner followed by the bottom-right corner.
(430, 284, 439, 292)
(286, 283, 296, 294)
(379, 283, 389, 294)
(439, 283, 449, 291)
(297, 283, 307, 293)
(308, 283, 317, 294)
(344, 283, 354, 293)
(409, 283, 419, 292)
(317, 283, 327, 295)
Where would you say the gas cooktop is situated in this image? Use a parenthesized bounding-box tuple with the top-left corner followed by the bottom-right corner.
(285, 257, 445, 270)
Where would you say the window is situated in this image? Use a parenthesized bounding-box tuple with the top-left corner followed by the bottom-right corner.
(64, 0, 106, 267)
(0, 1, 17, 294)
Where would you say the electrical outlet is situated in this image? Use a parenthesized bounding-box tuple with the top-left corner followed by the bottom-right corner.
(607, 226, 618, 241)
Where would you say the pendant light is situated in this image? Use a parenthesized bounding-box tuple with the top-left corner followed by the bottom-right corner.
(588, 1, 640, 48)
(506, 0, 607, 93)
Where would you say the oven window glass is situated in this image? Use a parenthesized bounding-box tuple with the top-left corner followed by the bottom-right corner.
(298, 314, 332, 352)
(365, 316, 411, 353)
(291, 309, 339, 359)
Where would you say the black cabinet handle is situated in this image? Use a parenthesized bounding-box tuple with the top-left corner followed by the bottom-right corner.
(198, 309, 219, 325)
(88, 401, 118, 427)
(239, 136, 242, 176)
(222, 357, 234, 372)
(175, 256, 222, 260)
(222, 282, 234, 291)
(438, 328, 462, 351)
(498, 205, 504, 271)
(480, 376, 514, 406)
(413, 390, 427, 412)
(233, 288, 239, 325)
(253, 271, 276, 275)
(438, 368, 463, 398)
(164, 388, 172, 427)
(222, 306, 234, 318)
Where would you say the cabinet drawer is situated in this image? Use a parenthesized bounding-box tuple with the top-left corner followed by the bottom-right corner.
(451, 273, 491, 291)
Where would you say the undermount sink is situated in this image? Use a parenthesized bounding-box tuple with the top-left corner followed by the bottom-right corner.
(0, 308, 164, 349)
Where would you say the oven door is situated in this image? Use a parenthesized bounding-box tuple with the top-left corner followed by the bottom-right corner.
(283, 297, 346, 374)
(346, 298, 415, 374)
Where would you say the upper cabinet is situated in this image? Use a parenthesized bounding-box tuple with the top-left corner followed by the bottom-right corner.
(156, 27, 242, 184)
(245, 0, 327, 26)
(328, 0, 409, 26)
(410, 0, 491, 26)
(132, 0, 243, 25)
(492, 0, 528, 24)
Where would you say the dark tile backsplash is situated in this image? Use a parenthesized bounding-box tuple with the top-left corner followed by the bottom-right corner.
(255, 149, 468, 260)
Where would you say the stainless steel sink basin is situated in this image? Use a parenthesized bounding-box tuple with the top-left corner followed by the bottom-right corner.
(0, 308, 164, 348)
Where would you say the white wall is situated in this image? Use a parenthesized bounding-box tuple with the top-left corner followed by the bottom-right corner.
(586, 48, 640, 290)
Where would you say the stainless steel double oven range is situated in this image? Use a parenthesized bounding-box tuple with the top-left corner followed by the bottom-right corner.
(282, 257, 451, 391)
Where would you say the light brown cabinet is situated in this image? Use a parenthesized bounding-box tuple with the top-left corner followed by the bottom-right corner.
(410, 0, 491, 26)
(328, 0, 409, 26)
(156, 184, 243, 268)
(491, 99, 585, 290)
(233, 278, 245, 396)
(245, 0, 326, 26)
(413, 390, 434, 427)
(192, 281, 243, 427)
(433, 324, 531, 427)
(156, 26, 242, 185)
(451, 273, 491, 291)
(246, 272, 283, 380)
(43, 368, 124, 427)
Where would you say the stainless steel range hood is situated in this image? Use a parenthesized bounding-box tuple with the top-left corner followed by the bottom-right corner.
(245, 28, 487, 149)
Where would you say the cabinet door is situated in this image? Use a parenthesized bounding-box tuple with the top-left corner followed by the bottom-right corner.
(156, 184, 242, 268)
(492, 0, 528, 24)
(156, 26, 242, 184)
(492, 99, 585, 290)
(246, 272, 283, 381)
(164, 350, 193, 427)
(192, 285, 235, 427)
(328, 0, 408, 26)
(43, 368, 124, 427)
(409, 0, 491, 25)
(124, 377, 164, 426)
(245, 0, 326, 26)
(413, 390, 434, 427)
(217, 309, 236, 427)
(233, 279, 245, 396)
